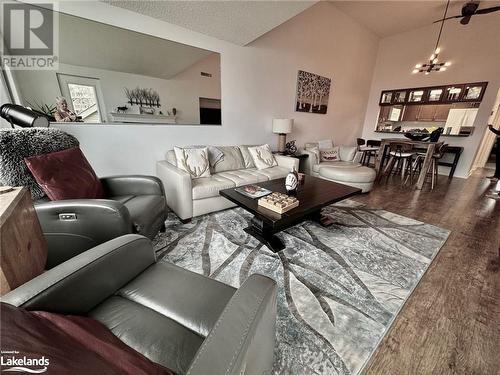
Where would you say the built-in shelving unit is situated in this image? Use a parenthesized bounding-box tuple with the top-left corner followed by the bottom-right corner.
(379, 82, 488, 106)
(376, 81, 488, 136)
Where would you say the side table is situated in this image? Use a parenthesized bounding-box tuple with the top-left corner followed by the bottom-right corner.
(1, 187, 47, 295)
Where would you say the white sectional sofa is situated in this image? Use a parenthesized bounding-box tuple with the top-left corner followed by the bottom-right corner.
(157, 145, 299, 221)
(301, 142, 376, 193)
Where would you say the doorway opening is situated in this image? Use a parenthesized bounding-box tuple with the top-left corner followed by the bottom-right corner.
(471, 88, 500, 174)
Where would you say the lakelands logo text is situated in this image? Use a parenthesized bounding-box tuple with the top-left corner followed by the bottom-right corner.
(1, 2, 59, 70)
(1, 351, 49, 373)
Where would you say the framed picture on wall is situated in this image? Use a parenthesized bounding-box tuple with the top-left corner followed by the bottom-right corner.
(295, 70, 331, 114)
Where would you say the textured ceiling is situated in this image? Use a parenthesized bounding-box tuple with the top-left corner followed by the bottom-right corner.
(333, 0, 500, 38)
(101, 0, 317, 45)
(59, 12, 214, 79)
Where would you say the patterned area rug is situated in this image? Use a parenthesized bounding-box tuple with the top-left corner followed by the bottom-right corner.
(153, 200, 449, 375)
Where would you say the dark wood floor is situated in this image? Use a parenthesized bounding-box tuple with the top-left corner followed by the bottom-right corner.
(352, 169, 500, 375)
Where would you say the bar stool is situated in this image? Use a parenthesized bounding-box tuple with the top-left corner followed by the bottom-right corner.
(382, 142, 415, 184)
(357, 138, 380, 166)
(409, 143, 448, 190)
(363, 140, 380, 166)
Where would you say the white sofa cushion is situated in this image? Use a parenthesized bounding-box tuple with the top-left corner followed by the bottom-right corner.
(174, 147, 211, 179)
(192, 175, 235, 200)
(238, 145, 256, 169)
(313, 161, 361, 173)
(319, 165, 376, 183)
(212, 146, 245, 173)
(339, 146, 357, 162)
(217, 169, 267, 186)
(253, 166, 289, 180)
(248, 144, 277, 170)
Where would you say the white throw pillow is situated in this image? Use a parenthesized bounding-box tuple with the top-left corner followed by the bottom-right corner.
(320, 147, 340, 162)
(174, 146, 211, 179)
(186, 145, 224, 168)
(318, 139, 334, 150)
(248, 144, 278, 170)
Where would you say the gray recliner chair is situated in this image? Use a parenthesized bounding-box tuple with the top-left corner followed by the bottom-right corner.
(1, 234, 278, 375)
(0, 128, 168, 268)
(38, 174, 168, 268)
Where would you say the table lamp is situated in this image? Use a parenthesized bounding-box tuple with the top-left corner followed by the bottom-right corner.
(273, 118, 293, 153)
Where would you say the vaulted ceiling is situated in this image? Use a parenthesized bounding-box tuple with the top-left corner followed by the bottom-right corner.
(101, 0, 500, 44)
(333, 0, 500, 38)
(101, 0, 317, 46)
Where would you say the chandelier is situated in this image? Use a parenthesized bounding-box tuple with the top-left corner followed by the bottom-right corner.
(413, 0, 452, 74)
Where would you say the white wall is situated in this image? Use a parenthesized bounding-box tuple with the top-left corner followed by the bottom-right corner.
(45, 1, 378, 176)
(361, 13, 500, 178)
(13, 53, 220, 124)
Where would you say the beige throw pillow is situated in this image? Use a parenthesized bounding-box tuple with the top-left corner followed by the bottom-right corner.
(174, 146, 211, 179)
(320, 147, 340, 162)
(248, 144, 277, 170)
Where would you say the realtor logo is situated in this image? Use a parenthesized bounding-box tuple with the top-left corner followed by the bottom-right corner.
(1, 351, 50, 373)
(1, 2, 58, 69)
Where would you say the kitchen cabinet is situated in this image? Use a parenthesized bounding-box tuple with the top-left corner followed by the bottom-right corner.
(408, 90, 425, 103)
(433, 104, 452, 121)
(444, 108, 478, 135)
(380, 91, 392, 105)
(378, 81, 487, 105)
(416, 105, 436, 121)
(402, 105, 420, 121)
(401, 104, 451, 122)
(378, 106, 391, 121)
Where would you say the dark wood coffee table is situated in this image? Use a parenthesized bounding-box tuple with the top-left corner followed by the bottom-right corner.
(219, 176, 361, 252)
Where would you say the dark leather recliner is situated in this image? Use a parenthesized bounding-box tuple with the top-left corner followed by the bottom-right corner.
(36, 175, 168, 269)
(0, 128, 168, 269)
(1, 234, 278, 375)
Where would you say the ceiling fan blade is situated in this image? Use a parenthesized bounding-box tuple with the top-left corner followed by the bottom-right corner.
(433, 15, 461, 23)
(475, 5, 500, 14)
(462, 2, 480, 16)
(460, 15, 472, 25)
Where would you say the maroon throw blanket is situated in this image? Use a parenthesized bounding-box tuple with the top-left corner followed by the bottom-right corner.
(0, 303, 174, 375)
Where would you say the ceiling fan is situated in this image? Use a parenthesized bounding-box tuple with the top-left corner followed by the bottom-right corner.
(433, 1, 500, 25)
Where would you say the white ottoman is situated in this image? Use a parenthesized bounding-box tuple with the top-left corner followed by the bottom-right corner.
(318, 165, 376, 193)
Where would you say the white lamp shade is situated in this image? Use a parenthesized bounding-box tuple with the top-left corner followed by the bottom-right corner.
(272, 118, 293, 134)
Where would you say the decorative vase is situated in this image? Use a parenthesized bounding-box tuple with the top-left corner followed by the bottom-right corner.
(285, 167, 299, 194)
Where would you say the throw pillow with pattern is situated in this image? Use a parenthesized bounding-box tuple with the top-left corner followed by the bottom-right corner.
(174, 146, 211, 179)
(320, 147, 340, 162)
(248, 144, 277, 170)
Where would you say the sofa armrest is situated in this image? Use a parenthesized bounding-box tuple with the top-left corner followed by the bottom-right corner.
(35, 199, 133, 268)
(156, 160, 193, 220)
(300, 149, 318, 175)
(274, 154, 299, 171)
(187, 274, 277, 375)
(100, 175, 165, 197)
(1, 235, 155, 314)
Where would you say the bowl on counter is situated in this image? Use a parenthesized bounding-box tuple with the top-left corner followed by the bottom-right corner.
(404, 132, 429, 141)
